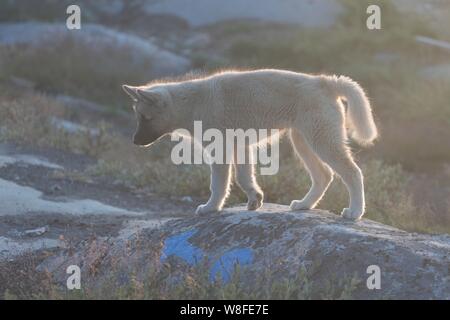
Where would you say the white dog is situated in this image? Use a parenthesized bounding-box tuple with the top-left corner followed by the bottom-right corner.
(123, 69, 378, 220)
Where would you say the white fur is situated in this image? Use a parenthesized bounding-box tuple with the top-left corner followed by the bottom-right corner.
(125, 69, 378, 220)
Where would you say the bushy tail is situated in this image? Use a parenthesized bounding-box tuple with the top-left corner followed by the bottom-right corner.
(331, 75, 378, 146)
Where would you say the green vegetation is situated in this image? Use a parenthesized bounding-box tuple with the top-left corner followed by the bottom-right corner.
(0, 87, 113, 156)
(0, 36, 152, 108)
(1, 256, 360, 300)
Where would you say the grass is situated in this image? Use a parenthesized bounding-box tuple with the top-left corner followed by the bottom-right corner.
(0, 35, 153, 108)
(0, 251, 361, 300)
(0, 86, 114, 157)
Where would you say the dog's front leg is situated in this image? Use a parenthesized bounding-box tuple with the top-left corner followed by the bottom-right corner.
(196, 163, 232, 215)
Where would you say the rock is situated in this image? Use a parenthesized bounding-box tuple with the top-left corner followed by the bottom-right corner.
(23, 226, 49, 237)
(50, 184, 62, 194)
(0, 236, 63, 260)
(183, 33, 211, 48)
(50, 117, 99, 136)
(8, 76, 36, 91)
(0, 154, 63, 170)
(181, 196, 194, 203)
(38, 203, 450, 299)
(416, 36, 450, 53)
(0, 178, 143, 217)
(0, 22, 190, 76)
(54, 95, 111, 115)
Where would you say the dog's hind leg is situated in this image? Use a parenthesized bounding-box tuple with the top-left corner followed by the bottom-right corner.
(297, 104, 365, 220)
(289, 129, 334, 211)
(316, 144, 365, 220)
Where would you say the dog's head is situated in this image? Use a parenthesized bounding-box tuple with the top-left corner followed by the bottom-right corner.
(122, 85, 172, 146)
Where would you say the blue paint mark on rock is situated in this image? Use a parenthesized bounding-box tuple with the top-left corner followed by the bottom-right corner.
(160, 229, 204, 265)
(160, 230, 253, 283)
(210, 248, 253, 282)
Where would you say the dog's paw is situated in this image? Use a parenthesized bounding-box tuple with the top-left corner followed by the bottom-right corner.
(289, 200, 312, 211)
(341, 208, 363, 221)
(195, 204, 220, 215)
(247, 192, 263, 211)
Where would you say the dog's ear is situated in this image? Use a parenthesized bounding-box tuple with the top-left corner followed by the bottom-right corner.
(122, 85, 139, 100)
(136, 89, 162, 106)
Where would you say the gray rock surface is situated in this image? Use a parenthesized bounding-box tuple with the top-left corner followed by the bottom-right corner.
(40, 203, 450, 299)
(0, 22, 190, 76)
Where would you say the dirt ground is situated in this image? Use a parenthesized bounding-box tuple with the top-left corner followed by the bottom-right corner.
(0, 142, 197, 261)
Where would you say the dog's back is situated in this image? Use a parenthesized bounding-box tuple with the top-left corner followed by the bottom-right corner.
(199, 69, 310, 130)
